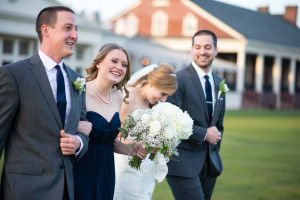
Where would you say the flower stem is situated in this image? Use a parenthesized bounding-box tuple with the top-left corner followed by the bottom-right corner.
(129, 155, 142, 170)
(149, 153, 156, 161)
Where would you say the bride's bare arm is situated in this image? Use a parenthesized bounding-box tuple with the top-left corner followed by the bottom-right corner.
(114, 139, 147, 159)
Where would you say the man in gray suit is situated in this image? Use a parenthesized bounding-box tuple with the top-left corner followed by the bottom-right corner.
(0, 6, 89, 200)
(166, 30, 226, 200)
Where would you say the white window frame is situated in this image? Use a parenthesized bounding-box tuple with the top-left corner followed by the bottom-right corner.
(182, 13, 198, 36)
(151, 10, 168, 36)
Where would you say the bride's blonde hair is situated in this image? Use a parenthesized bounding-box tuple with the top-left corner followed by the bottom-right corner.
(130, 63, 177, 92)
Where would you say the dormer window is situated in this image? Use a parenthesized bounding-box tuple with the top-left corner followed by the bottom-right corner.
(126, 14, 138, 37)
(182, 13, 198, 36)
(151, 10, 168, 36)
(152, 0, 170, 7)
(115, 18, 126, 35)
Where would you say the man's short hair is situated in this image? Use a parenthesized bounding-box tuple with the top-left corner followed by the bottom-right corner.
(192, 30, 217, 48)
(36, 6, 74, 42)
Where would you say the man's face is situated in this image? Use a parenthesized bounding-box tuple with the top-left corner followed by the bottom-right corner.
(191, 34, 218, 72)
(46, 11, 78, 62)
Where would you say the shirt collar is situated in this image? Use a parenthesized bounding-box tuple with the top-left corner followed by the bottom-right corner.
(38, 50, 64, 71)
(192, 61, 213, 80)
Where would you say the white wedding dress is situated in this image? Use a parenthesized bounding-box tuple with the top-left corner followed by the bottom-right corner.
(114, 66, 168, 200)
(114, 110, 156, 200)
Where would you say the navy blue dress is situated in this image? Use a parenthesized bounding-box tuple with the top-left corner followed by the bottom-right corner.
(73, 111, 120, 200)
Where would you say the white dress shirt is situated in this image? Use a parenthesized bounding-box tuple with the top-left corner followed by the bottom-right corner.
(192, 61, 216, 141)
(38, 50, 71, 123)
(38, 50, 83, 155)
(192, 61, 216, 114)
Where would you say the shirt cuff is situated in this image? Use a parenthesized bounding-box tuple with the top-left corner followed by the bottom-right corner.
(74, 135, 83, 156)
(203, 132, 207, 141)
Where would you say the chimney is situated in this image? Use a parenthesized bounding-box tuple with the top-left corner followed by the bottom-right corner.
(283, 6, 297, 25)
(258, 6, 269, 13)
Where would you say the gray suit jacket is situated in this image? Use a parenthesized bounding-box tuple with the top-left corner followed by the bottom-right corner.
(0, 52, 89, 200)
(167, 64, 226, 178)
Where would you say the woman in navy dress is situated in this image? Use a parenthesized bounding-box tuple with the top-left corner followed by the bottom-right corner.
(73, 43, 147, 200)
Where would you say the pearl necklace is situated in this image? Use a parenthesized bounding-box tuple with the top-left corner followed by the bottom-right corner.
(92, 81, 112, 104)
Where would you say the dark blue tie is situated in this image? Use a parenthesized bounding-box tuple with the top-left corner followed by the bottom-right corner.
(55, 65, 66, 128)
(204, 75, 212, 122)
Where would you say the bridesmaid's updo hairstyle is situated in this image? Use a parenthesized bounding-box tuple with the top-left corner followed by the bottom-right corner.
(131, 63, 177, 92)
(85, 43, 131, 103)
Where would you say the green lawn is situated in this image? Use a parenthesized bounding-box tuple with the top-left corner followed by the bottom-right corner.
(152, 110, 300, 200)
(1, 110, 300, 200)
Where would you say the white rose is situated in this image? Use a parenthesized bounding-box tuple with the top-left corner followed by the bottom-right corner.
(149, 120, 161, 135)
(152, 112, 160, 119)
(224, 83, 230, 93)
(164, 127, 175, 139)
(141, 113, 151, 124)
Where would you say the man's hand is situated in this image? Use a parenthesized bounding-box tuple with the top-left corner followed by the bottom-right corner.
(206, 126, 222, 145)
(60, 130, 81, 155)
(77, 121, 92, 136)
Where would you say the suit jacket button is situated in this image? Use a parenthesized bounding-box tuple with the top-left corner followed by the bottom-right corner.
(60, 164, 65, 169)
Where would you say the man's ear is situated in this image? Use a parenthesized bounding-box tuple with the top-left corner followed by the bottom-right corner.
(41, 24, 49, 38)
(214, 47, 218, 56)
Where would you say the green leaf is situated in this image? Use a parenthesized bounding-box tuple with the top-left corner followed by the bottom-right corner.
(219, 79, 225, 92)
(118, 127, 127, 134)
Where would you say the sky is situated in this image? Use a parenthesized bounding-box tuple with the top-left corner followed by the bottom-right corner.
(57, 0, 300, 27)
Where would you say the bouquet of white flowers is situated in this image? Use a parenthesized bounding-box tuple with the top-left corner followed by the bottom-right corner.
(119, 102, 193, 172)
(152, 102, 193, 142)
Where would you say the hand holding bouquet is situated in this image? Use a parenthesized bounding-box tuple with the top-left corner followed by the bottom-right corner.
(119, 102, 193, 172)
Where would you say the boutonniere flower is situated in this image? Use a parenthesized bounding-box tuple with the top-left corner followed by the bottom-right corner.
(72, 77, 86, 95)
(217, 79, 230, 99)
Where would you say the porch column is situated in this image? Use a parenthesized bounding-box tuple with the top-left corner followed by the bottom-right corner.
(0, 37, 3, 66)
(255, 53, 264, 93)
(273, 56, 282, 109)
(236, 50, 246, 92)
(13, 39, 19, 61)
(289, 58, 296, 95)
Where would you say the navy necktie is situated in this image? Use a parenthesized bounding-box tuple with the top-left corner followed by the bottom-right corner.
(204, 75, 212, 122)
(55, 65, 66, 128)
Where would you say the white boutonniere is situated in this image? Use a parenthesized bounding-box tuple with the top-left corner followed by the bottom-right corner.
(72, 77, 86, 95)
(217, 79, 230, 99)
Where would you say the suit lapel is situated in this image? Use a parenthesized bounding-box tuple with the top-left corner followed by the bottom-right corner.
(187, 65, 210, 123)
(210, 73, 222, 126)
(64, 65, 76, 130)
(29, 53, 62, 128)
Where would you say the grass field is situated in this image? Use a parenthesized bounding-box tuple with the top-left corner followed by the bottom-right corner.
(152, 110, 300, 200)
(1, 110, 300, 200)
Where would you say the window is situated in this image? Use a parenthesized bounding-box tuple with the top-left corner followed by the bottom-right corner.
(3, 39, 13, 54)
(76, 46, 85, 60)
(182, 13, 198, 36)
(126, 14, 138, 37)
(75, 66, 83, 75)
(151, 10, 168, 36)
(19, 40, 29, 55)
(115, 18, 126, 35)
(152, 0, 170, 7)
(2, 61, 11, 66)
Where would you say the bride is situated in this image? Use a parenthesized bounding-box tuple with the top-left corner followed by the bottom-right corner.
(113, 63, 178, 200)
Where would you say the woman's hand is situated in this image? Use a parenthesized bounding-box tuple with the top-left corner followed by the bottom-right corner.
(77, 121, 92, 136)
(150, 148, 158, 154)
(131, 141, 147, 160)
